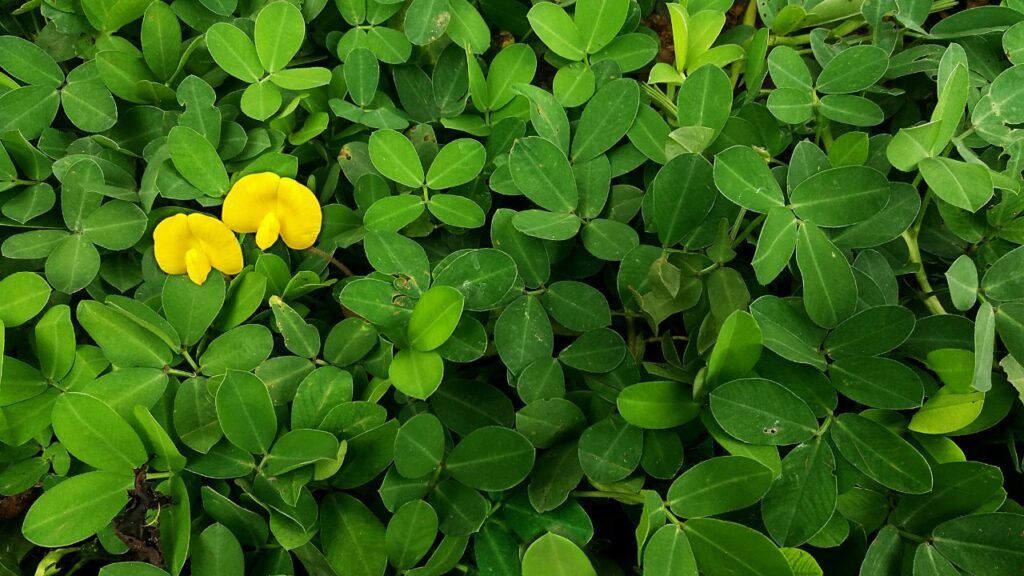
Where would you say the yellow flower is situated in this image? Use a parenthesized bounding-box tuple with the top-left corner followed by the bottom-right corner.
(153, 213, 244, 285)
(221, 172, 322, 251)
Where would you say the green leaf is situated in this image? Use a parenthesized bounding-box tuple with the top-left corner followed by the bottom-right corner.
(683, 518, 792, 576)
(932, 513, 1024, 576)
(571, 78, 640, 162)
(0, 85, 57, 140)
(578, 415, 643, 482)
(830, 356, 924, 409)
(983, 245, 1024, 302)
(62, 80, 118, 133)
(0, 272, 51, 327)
(558, 328, 626, 373)
(53, 392, 148, 472)
(972, 301, 995, 392)
(494, 295, 553, 374)
(200, 324, 273, 376)
(34, 305, 75, 381)
(79, 200, 146, 250)
(752, 207, 799, 285)
(215, 370, 278, 454)
(322, 493, 388, 576)
(817, 95, 884, 127)
(206, 22, 264, 83)
(512, 210, 581, 241)
(387, 500, 438, 570)
(82, 0, 152, 32)
(141, 2, 181, 81)
(919, 157, 993, 212)
(265, 428, 340, 476)
(677, 65, 733, 136)
(369, 129, 424, 188)
(652, 154, 716, 246)
(241, 81, 283, 120)
(163, 273, 225, 347)
(77, 301, 173, 368)
(446, 426, 535, 490)
(345, 48, 379, 107)
(0, 36, 64, 87)
(581, 218, 639, 261)
(394, 413, 445, 477)
(45, 235, 100, 294)
(99, 563, 170, 576)
(815, 45, 888, 94)
(426, 139, 485, 189)
(404, 0, 450, 45)
(168, 126, 229, 196)
(768, 46, 812, 91)
(269, 296, 320, 358)
(762, 438, 836, 546)
(575, 0, 628, 53)
(713, 146, 785, 213)
(913, 544, 962, 576)
(527, 3, 585, 61)
(643, 525, 698, 576)
(945, 255, 978, 311)
(707, 310, 762, 386)
(446, 0, 490, 54)
(408, 285, 465, 352)
(542, 281, 610, 332)
(22, 470, 134, 547)
(831, 413, 933, 494)
(389, 349, 444, 399)
(364, 195, 426, 232)
(522, 533, 596, 576)
(486, 44, 536, 110)
(796, 222, 857, 328)
(509, 136, 578, 213)
(825, 305, 916, 358)
(192, 524, 244, 576)
(710, 378, 818, 445)
(789, 166, 889, 227)
(617, 381, 701, 429)
(891, 461, 1004, 534)
(909, 388, 984, 433)
(667, 456, 773, 518)
(515, 84, 570, 154)
(255, 1, 305, 73)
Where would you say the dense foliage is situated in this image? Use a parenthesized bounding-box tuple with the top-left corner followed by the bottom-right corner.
(1, 0, 1024, 573)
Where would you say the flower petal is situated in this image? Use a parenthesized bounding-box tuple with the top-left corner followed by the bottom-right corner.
(276, 178, 322, 249)
(153, 213, 192, 275)
(187, 213, 244, 275)
(256, 212, 281, 251)
(222, 172, 280, 233)
(185, 248, 212, 285)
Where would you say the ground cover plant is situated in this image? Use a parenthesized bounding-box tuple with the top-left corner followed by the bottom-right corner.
(0, 0, 1023, 572)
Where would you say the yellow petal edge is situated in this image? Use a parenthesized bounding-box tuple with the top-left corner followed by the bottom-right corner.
(222, 172, 322, 250)
(153, 213, 244, 285)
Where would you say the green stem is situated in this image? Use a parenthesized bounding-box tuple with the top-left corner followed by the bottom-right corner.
(902, 230, 947, 315)
(180, 349, 200, 372)
(897, 528, 927, 543)
(165, 367, 194, 378)
(730, 213, 767, 248)
(641, 84, 678, 122)
(572, 490, 646, 505)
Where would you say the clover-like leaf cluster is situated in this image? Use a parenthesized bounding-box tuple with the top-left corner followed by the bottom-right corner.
(1, 0, 1024, 574)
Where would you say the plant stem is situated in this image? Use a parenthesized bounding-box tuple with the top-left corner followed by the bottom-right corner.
(902, 230, 947, 315)
(730, 213, 767, 248)
(306, 246, 354, 277)
(572, 490, 647, 505)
